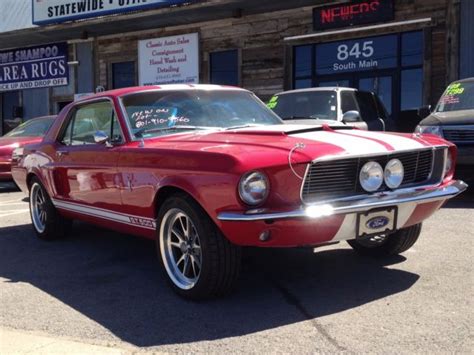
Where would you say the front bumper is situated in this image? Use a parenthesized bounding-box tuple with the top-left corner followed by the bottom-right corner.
(218, 180, 467, 222)
(217, 180, 467, 247)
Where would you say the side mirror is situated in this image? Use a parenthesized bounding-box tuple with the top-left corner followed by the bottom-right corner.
(417, 105, 431, 119)
(342, 110, 361, 123)
(93, 130, 109, 145)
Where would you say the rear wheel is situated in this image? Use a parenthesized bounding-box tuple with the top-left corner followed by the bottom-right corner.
(29, 178, 71, 240)
(348, 223, 422, 256)
(157, 194, 241, 300)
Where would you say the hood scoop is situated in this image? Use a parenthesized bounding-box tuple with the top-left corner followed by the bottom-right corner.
(227, 123, 354, 136)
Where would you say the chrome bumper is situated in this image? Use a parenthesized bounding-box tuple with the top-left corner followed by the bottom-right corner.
(217, 180, 468, 222)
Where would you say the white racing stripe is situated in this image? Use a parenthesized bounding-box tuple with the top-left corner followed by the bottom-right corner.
(293, 131, 389, 155)
(340, 130, 426, 151)
(52, 199, 156, 231)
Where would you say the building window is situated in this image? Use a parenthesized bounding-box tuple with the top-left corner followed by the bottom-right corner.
(293, 31, 423, 122)
(112, 61, 135, 89)
(210, 50, 239, 86)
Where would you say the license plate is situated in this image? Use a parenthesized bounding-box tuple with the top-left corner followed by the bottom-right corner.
(357, 207, 397, 238)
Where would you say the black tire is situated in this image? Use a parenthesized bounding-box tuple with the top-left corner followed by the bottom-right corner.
(348, 223, 422, 257)
(156, 193, 241, 300)
(29, 177, 71, 240)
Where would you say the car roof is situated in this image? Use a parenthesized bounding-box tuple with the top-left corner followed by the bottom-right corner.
(75, 84, 249, 102)
(453, 77, 474, 84)
(275, 87, 357, 96)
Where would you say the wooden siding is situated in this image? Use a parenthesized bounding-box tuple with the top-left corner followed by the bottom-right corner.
(96, 0, 459, 103)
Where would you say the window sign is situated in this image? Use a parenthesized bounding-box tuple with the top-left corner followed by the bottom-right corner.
(138, 33, 199, 86)
(33, 0, 199, 26)
(313, 0, 394, 31)
(0, 42, 69, 93)
(315, 35, 397, 75)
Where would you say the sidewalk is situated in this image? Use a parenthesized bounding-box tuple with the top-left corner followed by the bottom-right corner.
(0, 328, 125, 355)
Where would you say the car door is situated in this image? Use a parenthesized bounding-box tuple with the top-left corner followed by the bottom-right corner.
(52, 99, 124, 210)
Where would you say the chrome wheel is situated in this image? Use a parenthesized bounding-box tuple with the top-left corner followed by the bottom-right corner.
(30, 183, 47, 234)
(160, 208, 202, 290)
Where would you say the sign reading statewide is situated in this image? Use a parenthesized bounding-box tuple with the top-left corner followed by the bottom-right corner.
(32, 0, 197, 25)
(315, 34, 397, 75)
(0, 43, 68, 93)
(138, 33, 199, 86)
(313, 0, 393, 31)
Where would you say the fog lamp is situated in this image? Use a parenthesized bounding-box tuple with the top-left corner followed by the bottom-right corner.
(359, 161, 383, 192)
(384, 159, 404, 189)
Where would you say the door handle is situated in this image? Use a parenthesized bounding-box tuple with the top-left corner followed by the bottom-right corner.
(57, 150, 69, 157)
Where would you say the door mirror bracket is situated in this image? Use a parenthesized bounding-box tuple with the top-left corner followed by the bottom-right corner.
(93, 131, 112, 147)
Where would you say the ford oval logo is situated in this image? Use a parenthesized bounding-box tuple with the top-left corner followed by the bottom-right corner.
(366, 216, 390, 230)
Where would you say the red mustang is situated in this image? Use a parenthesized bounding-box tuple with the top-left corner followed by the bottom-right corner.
(0, 116, 55, 181)
(13, 85, 467, 299)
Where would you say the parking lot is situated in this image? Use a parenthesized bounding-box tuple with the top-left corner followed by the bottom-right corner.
(0, 181, 472, 353)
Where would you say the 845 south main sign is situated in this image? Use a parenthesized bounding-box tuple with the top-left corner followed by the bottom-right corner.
(0, 43, 68, 93)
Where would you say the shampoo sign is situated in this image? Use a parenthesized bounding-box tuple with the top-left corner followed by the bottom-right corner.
(139, 33, 199, 86)
(0, 43, 69, 93)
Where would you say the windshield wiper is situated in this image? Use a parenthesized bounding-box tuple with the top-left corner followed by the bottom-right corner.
(135, 125, 215, 138)
(224, 123, 266, 130)
(281, 116, 312, 120)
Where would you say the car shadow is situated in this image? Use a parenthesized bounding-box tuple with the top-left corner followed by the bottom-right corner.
(0, 181, 19, 193)
(0, 222, 419, 347)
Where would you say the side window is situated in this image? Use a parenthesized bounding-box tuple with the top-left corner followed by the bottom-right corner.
(355, 91, 379, 122)
(60, 101, 123, 146)
(340, 91, 359, 115)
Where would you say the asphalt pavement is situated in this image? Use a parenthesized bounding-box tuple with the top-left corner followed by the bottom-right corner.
(0, 181, 472, 353)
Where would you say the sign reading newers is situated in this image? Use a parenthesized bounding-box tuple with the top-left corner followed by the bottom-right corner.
(313, 0, 394, 31)
(32, 0, 196, 25)
(138, 33, 199, 86)
(0, 43, 68, 93)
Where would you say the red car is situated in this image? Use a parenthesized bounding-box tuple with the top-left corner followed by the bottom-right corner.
(0, 116, 56, 181)
(13, 85, 467, 299)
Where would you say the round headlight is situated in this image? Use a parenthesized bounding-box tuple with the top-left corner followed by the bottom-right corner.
(359, 161, 383, 192)
(239, 171, 269, 206)
(384, 159, 404, 189)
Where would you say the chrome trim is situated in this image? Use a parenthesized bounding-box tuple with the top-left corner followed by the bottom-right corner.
(217, 180, 468, 222)
(299, 146, 447, 205)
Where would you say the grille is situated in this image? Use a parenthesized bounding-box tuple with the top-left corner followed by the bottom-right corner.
(443, 127, 474, 144)
(302, 149, 434, 202)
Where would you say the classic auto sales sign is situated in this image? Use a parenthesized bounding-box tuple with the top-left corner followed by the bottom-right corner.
(0, 43, 69, 93)
(138, 33, 199, 86)
(32, 0, 197, 25)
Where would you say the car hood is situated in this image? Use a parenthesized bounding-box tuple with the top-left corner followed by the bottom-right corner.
(420, 109, 474, 126)
(139, 124, 443, 166)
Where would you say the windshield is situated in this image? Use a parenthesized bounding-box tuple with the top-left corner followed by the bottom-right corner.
(269, 91, 338, 121)
(436, 81, 474, 112)
(4, 117, 55, 138)
(121, 90, 282, 139)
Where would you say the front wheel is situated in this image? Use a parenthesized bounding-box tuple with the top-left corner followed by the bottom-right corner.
(157, 194, 241, 300)
(348, 223, 422, 257)
(29, 178, 71, 240)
